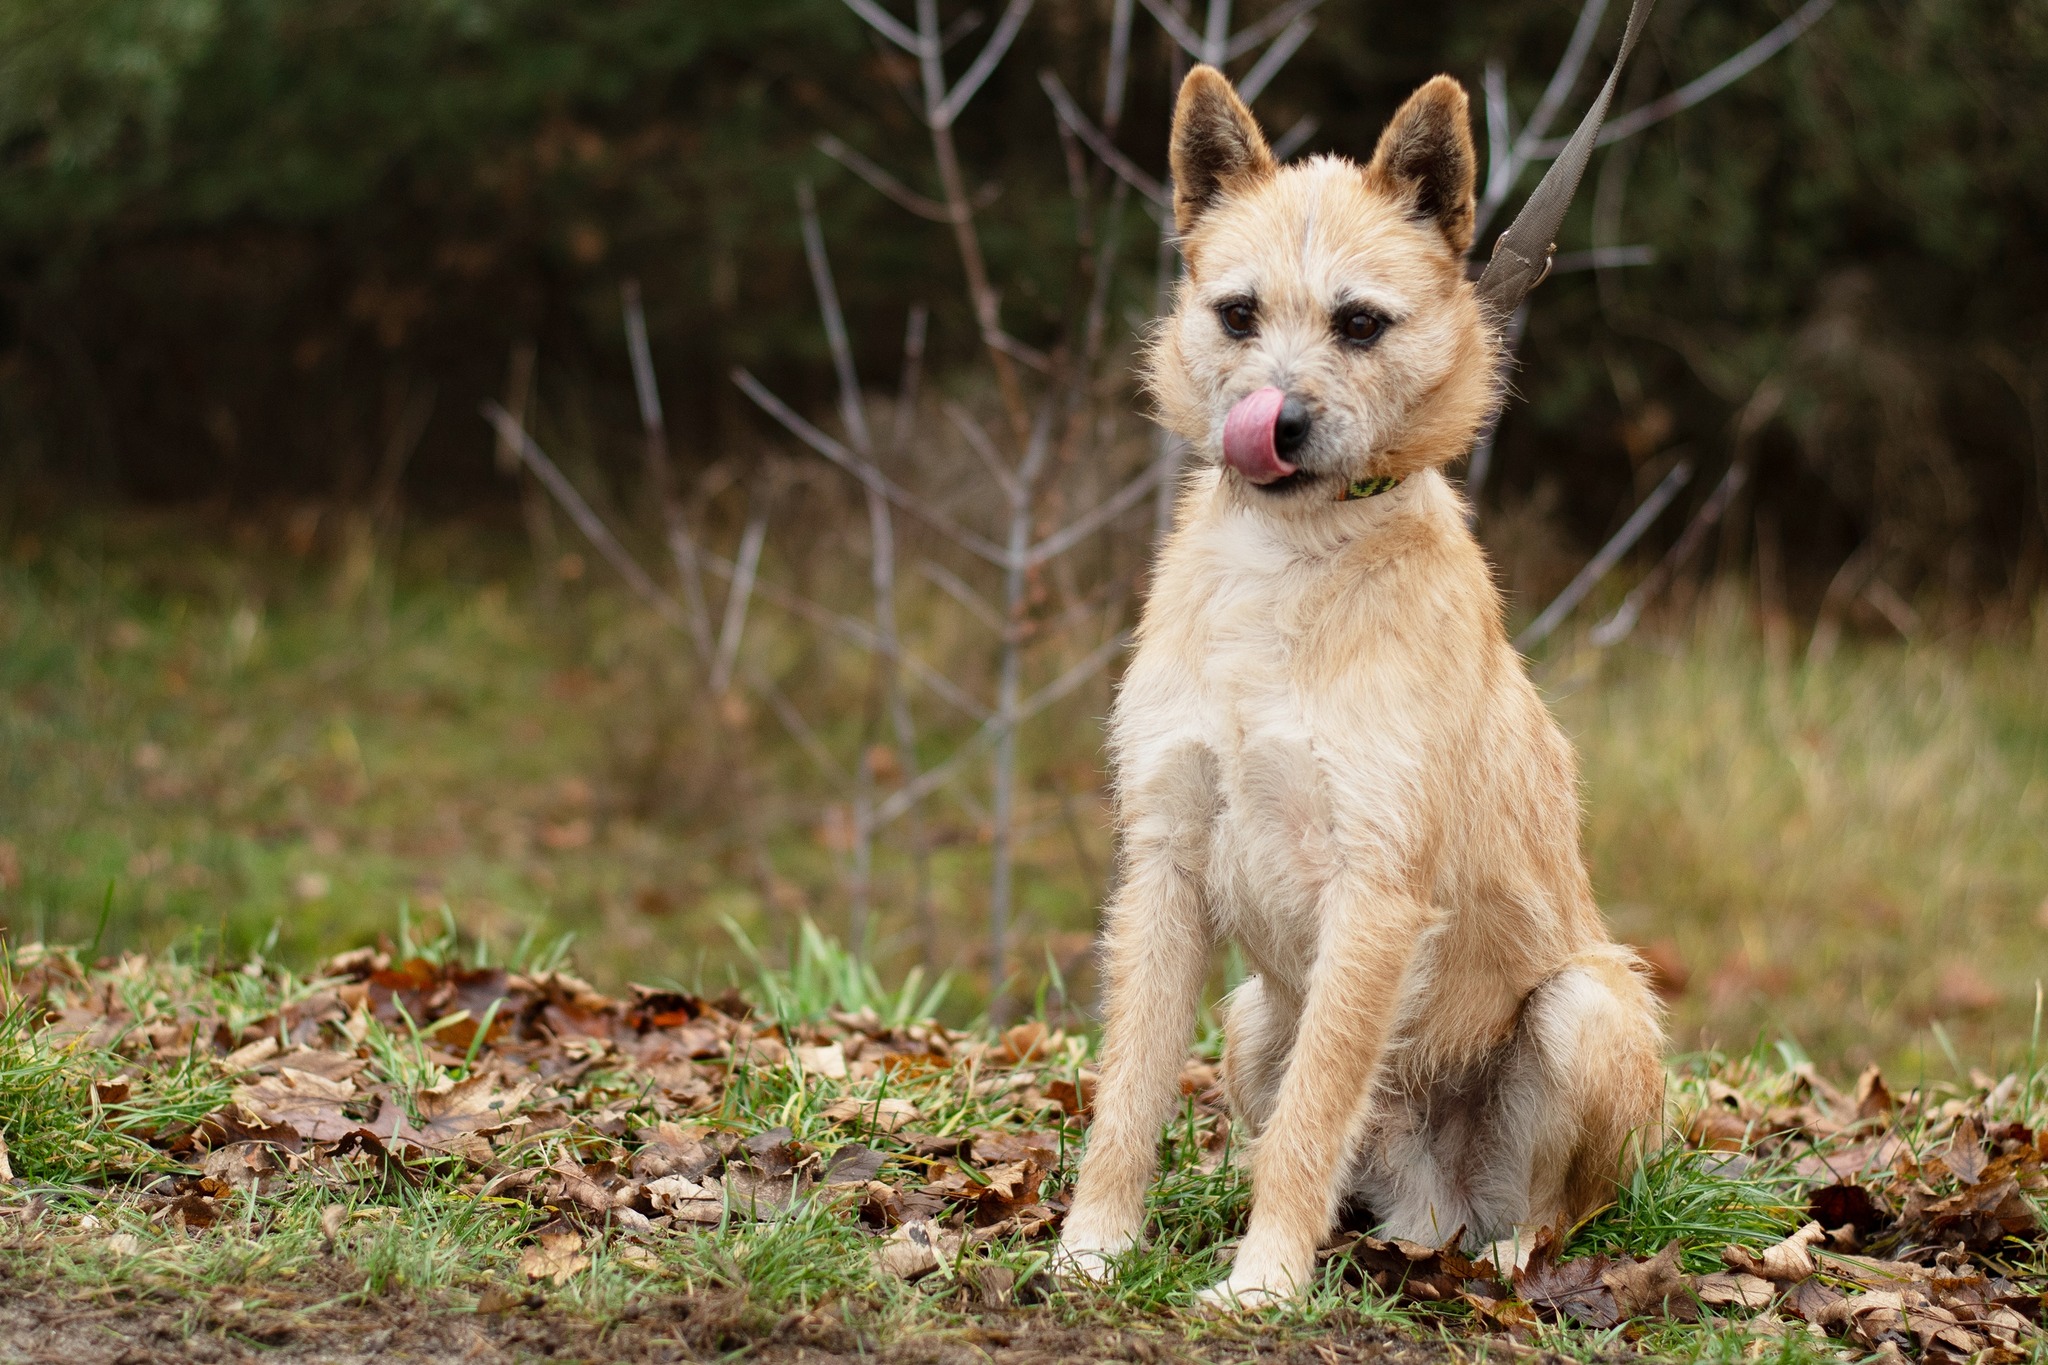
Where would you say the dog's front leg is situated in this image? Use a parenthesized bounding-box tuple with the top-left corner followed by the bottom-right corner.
(1058, 765, 1216, 1278)
(1202, 888, 1429, 1308)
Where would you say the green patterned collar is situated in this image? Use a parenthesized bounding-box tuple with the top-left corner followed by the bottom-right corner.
(1337, 475, 1402, 502)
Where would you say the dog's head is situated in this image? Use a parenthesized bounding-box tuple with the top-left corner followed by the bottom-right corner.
(1148, 67, 1499, 509)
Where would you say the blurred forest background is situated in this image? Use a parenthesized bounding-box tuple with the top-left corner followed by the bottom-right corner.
(0, 0, 2043, 1073)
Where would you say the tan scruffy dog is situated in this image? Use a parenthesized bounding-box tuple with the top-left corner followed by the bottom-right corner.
(1055, 66, 1665, 1308)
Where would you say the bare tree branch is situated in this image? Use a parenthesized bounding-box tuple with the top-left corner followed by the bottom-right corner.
(1515, 459, 1693, 651)
(816, 135, 956, 222)
(1040, 71, 1169, 209)
(985, 327, 1055, 373)
(1483, 60, 1513, 207)
(1270, 114, 1318, 162)
(1026, 458, 1167, 567)
(755, 675, 853, 790)
(1474, 0, 1609, 240)
(1518, 0, 1611, 160)
(1551, 244, 1655, 273)
(710, 499, 770, 695)
(1200, 0, 1232, 66)
(1225, 0, 1325, 60)
(621, 280, 716, 658)
(1103, 0, 1135, 131)
(915, 0, 1030, 437)
(482, 403, 698, 642)
(873, 629, 1130, 828)
(1234, 17, 1314, 104)
(1593, 462, 1748, 647)
(1569, 0, 1836, 152)
(935, 0, 1036, 128)
(797, 180, 872, 455)
(945, 403, 1024, 503)
(918, 558, 1005, 632)
(733, 367, 1012, 566)
(841, 0, 925, 55)
(891, 304, 928, 455)
(1136, 0, 1203, 60)
(700, 550, 990, 721)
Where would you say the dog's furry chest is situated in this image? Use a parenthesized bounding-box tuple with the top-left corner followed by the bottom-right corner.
(1114, 532, 1424, 985)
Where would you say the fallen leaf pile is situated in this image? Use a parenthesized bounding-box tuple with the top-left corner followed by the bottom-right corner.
(1309, 1061, 2048, 1356)
(1, 944, 1122, 1288)
(3, 941, 2045, 1356)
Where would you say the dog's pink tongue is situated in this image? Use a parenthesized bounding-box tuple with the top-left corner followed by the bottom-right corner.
(1222, 386, 1295, 484)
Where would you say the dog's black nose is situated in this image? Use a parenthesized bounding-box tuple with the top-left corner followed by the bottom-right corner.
(1274, 395, 1312, 456)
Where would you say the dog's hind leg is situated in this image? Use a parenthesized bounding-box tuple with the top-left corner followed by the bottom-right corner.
(1474, 946, 1665, 1267)
(1221, 974, 1300, 1142)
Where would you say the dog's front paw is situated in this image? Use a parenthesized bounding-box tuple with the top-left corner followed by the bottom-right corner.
(1051, 1240, 1121, 1283)
(1196, 1254, 1306, 1311)
(1056, 1200, 1142, 1283)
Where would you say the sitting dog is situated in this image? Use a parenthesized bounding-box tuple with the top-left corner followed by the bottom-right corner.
(1056, 66, 1665, 1308)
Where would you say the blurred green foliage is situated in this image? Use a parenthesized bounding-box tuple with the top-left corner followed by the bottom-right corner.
(0, 0, 2042, 596)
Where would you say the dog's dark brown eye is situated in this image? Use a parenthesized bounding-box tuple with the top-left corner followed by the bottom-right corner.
(1219, 302, 1255, 338)
(1339, 310, 1383, 344)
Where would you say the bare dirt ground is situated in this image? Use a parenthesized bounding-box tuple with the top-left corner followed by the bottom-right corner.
(0, 1267, 1460, 1365)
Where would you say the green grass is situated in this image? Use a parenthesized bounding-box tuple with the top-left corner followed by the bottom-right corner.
(1, 511, 2043, 1073)
(1562, 589, 2048, 1073)
(4, 927, 1897, 1361)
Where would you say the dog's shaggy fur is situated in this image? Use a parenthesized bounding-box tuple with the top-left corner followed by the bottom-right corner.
(1056, 67, 1665, 1307)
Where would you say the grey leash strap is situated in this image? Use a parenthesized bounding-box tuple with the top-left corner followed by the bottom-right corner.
(1474, 0, 1658, 328)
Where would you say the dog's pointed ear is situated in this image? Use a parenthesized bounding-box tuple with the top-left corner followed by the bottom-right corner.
(1365, 76, 1477, 257)
(1170, 65, 1276, 237)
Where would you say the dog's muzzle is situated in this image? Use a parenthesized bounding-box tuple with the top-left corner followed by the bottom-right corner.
(1223, 387, 1313, 485)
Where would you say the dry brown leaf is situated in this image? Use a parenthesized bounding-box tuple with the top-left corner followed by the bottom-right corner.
(1939, 1114, 1989, 1184)
(628, 1124, 721, 1181)
(613, 1243, 663, 1273)
(792, 1043, 848, 1080)
(519, 1230, 589, 1285)
(820, 1096, 919, 1133)
(265, 1049, 367, 1083)
(546, 1156, 623, 1214)
(1691, 1271, 1777, 1309)
(877, 1218, 960, 1280)
(200, 1142, 281, 1191)
(318, 1205, 348, 1243)
(1855, 1065, 1895, 1121)
(1514, 1243, 1620, 1328)
(219, 1036, 280, 1073)
(994, 1021, 1050, 1065)
(1809, 1182, 1888, 1241)
(1722, 1221, 1823, 1282)
(1782, 1275, 1848, 1326)
(820, 1143, 886, 1186)
(645, 1174, 724, 1224)
(1042, 1071, 1097, 1120)
(1600, 1240, 1698, 1321)
(230, 1068, 361, 1142)
(1898, 1174, 2041, 1251)
(387, 1074, 534, 1157)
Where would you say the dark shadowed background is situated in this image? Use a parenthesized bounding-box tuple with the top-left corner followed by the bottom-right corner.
(3, 0, 2043, 594)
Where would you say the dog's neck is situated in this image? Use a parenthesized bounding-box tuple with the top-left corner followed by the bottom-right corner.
(1192, 466, 1468, 569)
